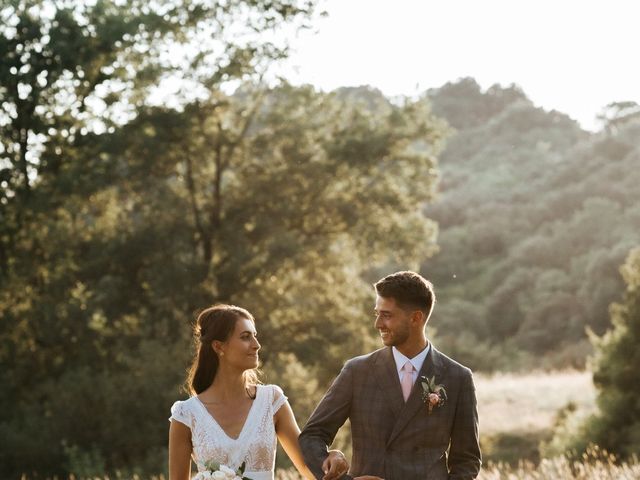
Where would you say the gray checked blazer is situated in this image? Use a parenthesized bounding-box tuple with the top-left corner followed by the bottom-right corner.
(299, 345, 481, 480)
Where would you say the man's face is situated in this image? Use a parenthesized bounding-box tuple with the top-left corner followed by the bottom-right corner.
(374, 295, 412, 348)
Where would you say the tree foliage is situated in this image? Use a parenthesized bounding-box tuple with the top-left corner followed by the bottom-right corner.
(0, 0, 316, 274)
(597, 101, 640, 134)
(585, 247, 640, 456)
(545, 247, 640, 458)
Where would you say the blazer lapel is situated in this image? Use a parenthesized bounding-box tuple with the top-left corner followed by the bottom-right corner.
(372, 347, 404, 419)
(386, 345, 448, 447)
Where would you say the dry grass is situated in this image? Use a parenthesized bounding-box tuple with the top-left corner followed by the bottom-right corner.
(475, 370, 596, 437)
(274, 449, 640, 480)
(274, 448, 640, 479)
(36, 456, 640, 480)
(479, 447, 640, 479)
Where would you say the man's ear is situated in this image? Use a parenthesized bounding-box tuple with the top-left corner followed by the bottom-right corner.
(411, 310, 425, 326)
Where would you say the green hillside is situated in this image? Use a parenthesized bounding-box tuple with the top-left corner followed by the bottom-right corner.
(424, 78, 640, 370)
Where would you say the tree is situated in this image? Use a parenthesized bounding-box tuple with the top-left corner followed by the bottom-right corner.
(427, 77, 528, 130)
(584, 247, 640, 457)
(0, 0, 317, 274)
(597, 101, 640, 134)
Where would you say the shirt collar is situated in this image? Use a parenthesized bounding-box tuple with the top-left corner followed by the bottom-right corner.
(392, 343, 431, 375)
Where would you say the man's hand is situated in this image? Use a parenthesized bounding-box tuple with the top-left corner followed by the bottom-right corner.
(322, 449, 349, 480)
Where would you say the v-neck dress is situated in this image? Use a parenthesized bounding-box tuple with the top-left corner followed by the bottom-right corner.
(170, 384, 287, 480)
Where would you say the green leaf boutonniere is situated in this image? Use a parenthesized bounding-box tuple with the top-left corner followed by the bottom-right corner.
(420, 375, 447, 414)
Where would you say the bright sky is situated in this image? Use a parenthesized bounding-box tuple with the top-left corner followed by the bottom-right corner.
(280, 0, 640, 131)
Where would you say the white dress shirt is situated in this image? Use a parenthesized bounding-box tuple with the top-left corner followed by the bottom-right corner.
(392, 343, 431, 386)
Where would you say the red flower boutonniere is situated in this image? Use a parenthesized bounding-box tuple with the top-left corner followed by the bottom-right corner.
(420, 375, 447, 414)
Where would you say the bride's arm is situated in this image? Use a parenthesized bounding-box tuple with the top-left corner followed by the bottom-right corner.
(168, 420, 192, 480)
(275, 402, 316, 479)
(275, 402, 348, 480)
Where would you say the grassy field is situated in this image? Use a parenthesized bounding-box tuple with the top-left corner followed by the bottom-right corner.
(276, 447, 640, 480)
(475, 370, 597, 464)
(276, 454, 640, 479)
(476, 370, 596, 436)
(478, 447, 640, 479)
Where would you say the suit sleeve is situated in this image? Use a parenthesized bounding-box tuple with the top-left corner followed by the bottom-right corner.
(298, 360, 355, 480)
(448, 369, 482, 480)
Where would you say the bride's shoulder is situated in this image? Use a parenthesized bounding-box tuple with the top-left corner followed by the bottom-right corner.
(169, 396, 199, 427)
(172, 395, 199, 408)
(257, 383, 285, 396)
(257, 384, 288, 411)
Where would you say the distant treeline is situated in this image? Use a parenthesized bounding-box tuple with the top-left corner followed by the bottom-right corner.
(423, 78, 640, 371)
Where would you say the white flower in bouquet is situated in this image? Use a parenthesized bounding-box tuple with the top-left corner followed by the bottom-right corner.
(194, 472, 213, 480)
(219, 464, 237, 478)
(197, 460, 250, 480)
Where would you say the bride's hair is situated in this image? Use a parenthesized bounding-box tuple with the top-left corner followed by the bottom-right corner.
(186, 304, 260, 395)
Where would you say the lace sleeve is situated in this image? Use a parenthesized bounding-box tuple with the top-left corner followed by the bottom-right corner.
(271, 385, 288, 414)
(169, 400, 192, 429)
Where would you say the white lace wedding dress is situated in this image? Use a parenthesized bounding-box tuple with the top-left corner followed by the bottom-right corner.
(170, 384, 288, 480)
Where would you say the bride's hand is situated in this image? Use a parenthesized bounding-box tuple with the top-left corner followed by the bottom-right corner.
(322, 449, 349, 480)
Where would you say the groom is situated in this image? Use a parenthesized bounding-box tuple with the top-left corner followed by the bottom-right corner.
(299, 271, 481, 480)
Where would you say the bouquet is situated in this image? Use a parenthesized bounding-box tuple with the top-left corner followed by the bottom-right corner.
(194, 460, 252, 480)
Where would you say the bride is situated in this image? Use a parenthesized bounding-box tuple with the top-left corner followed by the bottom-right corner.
(169, 304, 349, 480)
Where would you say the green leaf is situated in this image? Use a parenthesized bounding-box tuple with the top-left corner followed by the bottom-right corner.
(428, 376, 436, 390)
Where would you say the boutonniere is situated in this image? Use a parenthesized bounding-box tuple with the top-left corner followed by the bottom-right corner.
(420, 375, 447, 414)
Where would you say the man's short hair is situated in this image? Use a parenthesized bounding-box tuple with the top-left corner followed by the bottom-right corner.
(374, 271, 436, 319)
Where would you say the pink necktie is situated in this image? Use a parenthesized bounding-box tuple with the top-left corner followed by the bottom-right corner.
(401, 362, 415, 402)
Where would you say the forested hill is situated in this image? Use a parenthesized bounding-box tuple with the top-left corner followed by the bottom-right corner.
(422, 78, 640, 371)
